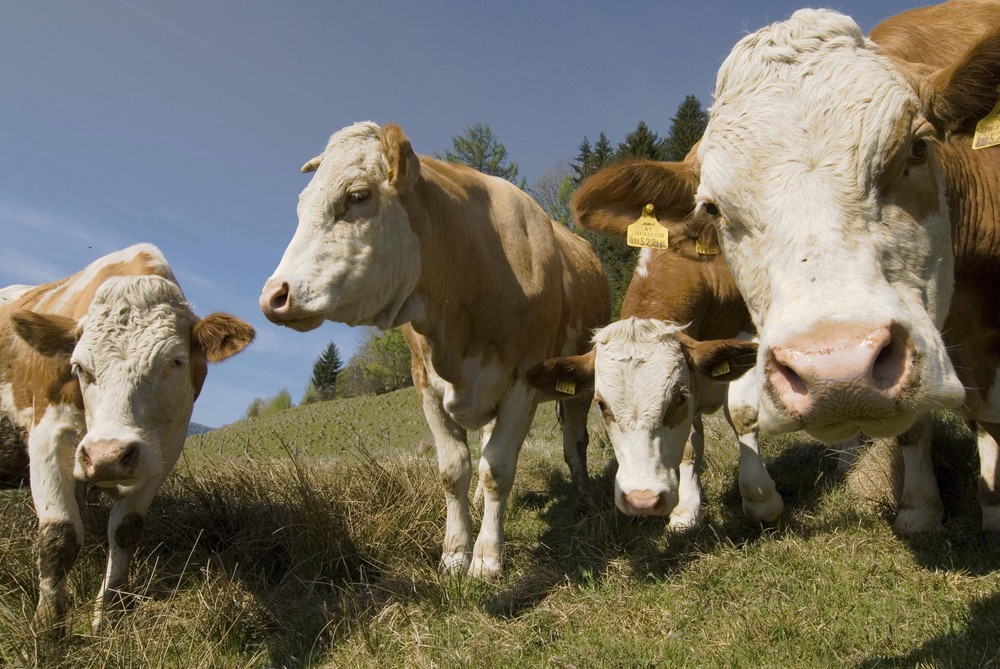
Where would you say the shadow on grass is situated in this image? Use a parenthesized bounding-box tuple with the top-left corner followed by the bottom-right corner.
(858, 591, 1000, 669)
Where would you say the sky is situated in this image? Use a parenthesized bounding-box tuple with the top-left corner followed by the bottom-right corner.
(1, 0, 921, 427)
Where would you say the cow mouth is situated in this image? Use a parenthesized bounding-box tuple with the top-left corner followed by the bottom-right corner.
(277, 314, 326, 332)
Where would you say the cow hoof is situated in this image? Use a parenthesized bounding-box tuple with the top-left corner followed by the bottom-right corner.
(440, 552, 471, 574)
(668, 511, 701, 531)
(893, 508, 942, 535)
(468, 556, 502, 579)
(742, 494, 784, 524)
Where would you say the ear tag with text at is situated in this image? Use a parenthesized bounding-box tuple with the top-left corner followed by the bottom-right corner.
(973, 84, 1000, 150)
(710, 361, 731, 378)
(627, 204, 670, 249)
(555, 380, 576, 395)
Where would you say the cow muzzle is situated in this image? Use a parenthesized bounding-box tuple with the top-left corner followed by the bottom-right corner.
(259, 280, 325, 331)
(764, 321, 912, 428)
(75, 439, 143, 485)
(616, 488, 674, 516)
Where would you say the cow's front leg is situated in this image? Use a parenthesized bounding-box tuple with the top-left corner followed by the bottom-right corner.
(974, 421, 1000, 543)
(470, 385, 535, 579)
(670, 416, 704, 530)
(421, 388, 473, 573)
(29, 406, 85, 637)
(725, 373, 783, 523)
(894, 415, 942, 534)
(558, 395, 595, 514)
(91, 477, 163, 632)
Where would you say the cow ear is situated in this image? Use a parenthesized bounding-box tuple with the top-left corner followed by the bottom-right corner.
(301, 155, 322, 173)
(192, 313, 255, 363)
(922, 31, 1000, 136)
(382, 123, 420, 193)
(525, 350, 595, 398)
(571, 154, 699, 238)
(682, 336, 757, 383)
(11, 310, 79, 358)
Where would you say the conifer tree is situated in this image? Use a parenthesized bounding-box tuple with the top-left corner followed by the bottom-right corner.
(662, 95, 708, 161)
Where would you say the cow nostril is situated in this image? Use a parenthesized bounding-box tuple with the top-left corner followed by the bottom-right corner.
(269, 282, 290, 311)
(119, 443, 140, 471)
(79, 446, 92, 468)
(871, 323, 909, 389)
(769, 351, 808, 397)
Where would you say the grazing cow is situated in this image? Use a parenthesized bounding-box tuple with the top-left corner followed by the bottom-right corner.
(0, 244, 255, 633)
(560, 3, 1000, 537)
(260, 122, 609, 577)
(527, 169, 782, 526)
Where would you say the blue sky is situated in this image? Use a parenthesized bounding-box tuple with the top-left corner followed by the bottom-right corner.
(1, 0, 918, 427)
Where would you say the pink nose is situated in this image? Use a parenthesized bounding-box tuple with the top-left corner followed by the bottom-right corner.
(259, 281, 291, 322)
(620, 489, 669, 516)
(78, 440, 141, 482)
(766, 322, 911, 422)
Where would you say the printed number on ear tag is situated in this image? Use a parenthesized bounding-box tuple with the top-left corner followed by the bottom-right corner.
(711, 361, 731, 377)
(555, 380, 576, 395)
(627, 204, 670, 249)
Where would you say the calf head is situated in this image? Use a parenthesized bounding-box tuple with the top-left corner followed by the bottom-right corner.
(260, 121, 423, 331)
(13, 275, 254, 491)
(527, 318, 755, 516)
(691, 10, 1000, 441)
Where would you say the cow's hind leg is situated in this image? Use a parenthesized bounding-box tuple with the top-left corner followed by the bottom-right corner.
(725, 373, 783, 523)
(29, 407, 85, 637)
(894, 415, 943, 534)
(470, 385, 535, 578)
(558, 396, 595, 514)
(974, 421, 1000, 543)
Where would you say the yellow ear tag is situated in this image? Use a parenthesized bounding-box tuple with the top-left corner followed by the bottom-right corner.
(695, 238, 720, 256)
(627, 204, 670, 249)
(710, 361, 731, 378)
(973, 84, 1000, 150)
(555, 380, 576, 395)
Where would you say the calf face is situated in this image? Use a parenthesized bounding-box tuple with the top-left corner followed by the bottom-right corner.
(14, 275, 254, 491)
(689, 10, 1000, 441)
(528, 319, 754, 516)
(260, 121, 422, 331)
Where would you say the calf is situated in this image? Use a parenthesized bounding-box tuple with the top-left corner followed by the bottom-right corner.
(260, 122, 609, 577)
(0, 244, 254, 633)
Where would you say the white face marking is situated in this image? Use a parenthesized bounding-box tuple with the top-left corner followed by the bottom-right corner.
(70, 276, 196, 486)
(592, 319, 697, 515)
(696, 9, 962, 439)
(266, 121, 422, 330)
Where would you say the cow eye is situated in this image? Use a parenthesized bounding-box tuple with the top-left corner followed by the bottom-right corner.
(908, 139, 928, 165)
(347, 189, 372, 206)
(662, 391, 688, 426)
(71, 362, 94, 384)
(701, 201, 720, 218)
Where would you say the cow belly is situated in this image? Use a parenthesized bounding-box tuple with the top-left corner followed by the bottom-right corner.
(424, 357, 511, 431)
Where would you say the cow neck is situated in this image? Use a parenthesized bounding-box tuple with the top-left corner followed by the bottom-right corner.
(620, 250, 751, 341)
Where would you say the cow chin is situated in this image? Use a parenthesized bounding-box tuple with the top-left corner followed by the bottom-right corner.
(281, 314, 326, 332)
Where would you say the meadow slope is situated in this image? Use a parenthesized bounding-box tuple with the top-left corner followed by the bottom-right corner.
(1, 391, 998, 668)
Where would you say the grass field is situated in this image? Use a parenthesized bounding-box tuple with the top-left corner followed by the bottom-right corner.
(1, 390, 998, 668)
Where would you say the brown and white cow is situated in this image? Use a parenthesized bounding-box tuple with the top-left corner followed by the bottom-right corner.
(559, 3, 1000, 538)
(0, 244, 255, 633)
(259, 122, 609, 577)
(527, 164, 783, 526)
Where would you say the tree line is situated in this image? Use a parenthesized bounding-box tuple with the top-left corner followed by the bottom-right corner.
(244, 96, 707, 418)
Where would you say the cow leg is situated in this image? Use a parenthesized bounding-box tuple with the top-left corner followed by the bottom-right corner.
(670, 415, 704, 530)
(470, 384, 535, 578)
(725, 373, 783, 523)
(421, 388, 473, 573)
(472, 418, 496, 511)
(28, 406, 85, 637)
(894, 415, 943, 534)
(973, 421, 1000, 543)
(558, 396, 595, 514)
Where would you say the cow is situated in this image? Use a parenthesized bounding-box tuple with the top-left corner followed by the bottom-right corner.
(259, 122, 609, 577)
(0, 243, 255, 634)
(556, 3, 1000, 538)
(526, 171, 782, 526)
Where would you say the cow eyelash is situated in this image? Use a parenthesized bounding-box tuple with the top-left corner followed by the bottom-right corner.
(347, 189, 372, 206)
(71, 362, 94, 383)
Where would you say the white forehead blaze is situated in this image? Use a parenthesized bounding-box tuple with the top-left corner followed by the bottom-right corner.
(298, 122, 389, 222)
(593, 319, 689, 428)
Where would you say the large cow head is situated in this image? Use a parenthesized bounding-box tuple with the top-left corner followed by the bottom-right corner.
(260, 121, 423, 331)
(13, 275, 254, 493)
(689, 10, 1000, 441)
(528, 318, 755, 516)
